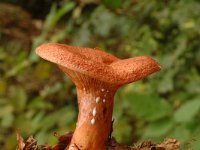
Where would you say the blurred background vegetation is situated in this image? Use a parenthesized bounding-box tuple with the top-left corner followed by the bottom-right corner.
(0, 0, 200, 149)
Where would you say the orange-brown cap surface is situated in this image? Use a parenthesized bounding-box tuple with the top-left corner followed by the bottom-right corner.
(36, 43, 160, 85)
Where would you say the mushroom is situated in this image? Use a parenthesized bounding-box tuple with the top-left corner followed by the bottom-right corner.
(35, 43, 160, 150)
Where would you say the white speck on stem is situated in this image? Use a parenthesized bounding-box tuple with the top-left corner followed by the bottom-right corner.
(92, 107, 97, 116)
(104, 94, 106, 97)
(69, 144, 75, 150)
(91, 118, 95, 125)
(95, 97, 100, 103)
(106, 90, 109, 92)
(101, 89, 105, 92)
(103, 99, 106, 103)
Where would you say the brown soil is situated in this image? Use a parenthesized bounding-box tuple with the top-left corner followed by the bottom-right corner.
(16, 130, 180, 150)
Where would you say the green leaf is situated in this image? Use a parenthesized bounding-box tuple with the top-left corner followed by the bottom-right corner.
(113, 117, 132, 144)
(43, 2, 75, 32)
(35, 131, 48, 145)
(57, 105, 76, 127)
(174, 98, 200, 123)
(40, 82, 62, 98)
(34, 62, 51, 79)
(103, 0, 122, 9)
(169, 125, 190, 144)
(91, 6, 116, 37)
(37, 106, 76, 132)
(31, 111, 45, 133)
(0, 105, 13, 117)
(9, 86, 27, 112)
(143, 118, 174, 138)
(28, 96, 52, 110)
(72, 23, 91, 46)
(158, 70, 175, 94)
(4, 133, 17, 150)
(1, 113, 14, 128)
(14, 114, 33, 134)
(191, 127, 200, 149)
(5, 60, 30, 77)
(126, 93, 172, 121)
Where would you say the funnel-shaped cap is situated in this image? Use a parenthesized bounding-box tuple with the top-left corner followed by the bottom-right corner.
(36, 43, 160, 85)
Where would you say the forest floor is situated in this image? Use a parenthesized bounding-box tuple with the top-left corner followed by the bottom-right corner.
(16, 130, 180, 150)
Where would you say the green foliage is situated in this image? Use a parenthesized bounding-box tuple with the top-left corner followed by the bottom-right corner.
(174, 98, 200, 123)
(142, 118, 174, 139)
(102, 0, 122, 9)
(126, 93, 172, 121)
(0, 0, 200, 149)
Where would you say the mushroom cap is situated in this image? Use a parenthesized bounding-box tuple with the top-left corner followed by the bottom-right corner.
(36, 43, 160, 85)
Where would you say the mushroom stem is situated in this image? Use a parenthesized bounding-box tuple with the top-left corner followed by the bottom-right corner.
(60, 67, 118, 150)
(71, 86, 116, 149)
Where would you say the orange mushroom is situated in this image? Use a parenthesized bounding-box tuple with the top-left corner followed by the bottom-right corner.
(36, 43, 160, 150)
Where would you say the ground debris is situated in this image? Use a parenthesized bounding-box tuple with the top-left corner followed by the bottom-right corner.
(16, 131, 180, 150)
(16, 129, 25, 150)
(131, 138, 180, 150)
(106, 138, 180, 150)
